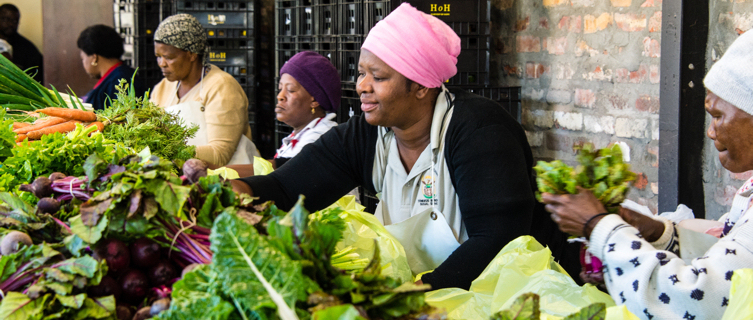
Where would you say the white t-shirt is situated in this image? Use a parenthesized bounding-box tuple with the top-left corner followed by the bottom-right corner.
(275, 113, 338, 158)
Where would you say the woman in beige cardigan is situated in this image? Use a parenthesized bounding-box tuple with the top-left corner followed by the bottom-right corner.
(149, 14, 257, 166)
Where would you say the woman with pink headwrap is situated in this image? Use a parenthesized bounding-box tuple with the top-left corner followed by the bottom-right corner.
(232, 3, 544, 290)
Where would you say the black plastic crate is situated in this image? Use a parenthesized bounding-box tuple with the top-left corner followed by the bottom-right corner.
(455, 35, 490, 74)
(114, 0, 171, 37)
(207, 38, 254, 49)
(204, 27, 255, 38)
(122, 35, 159, 71)
(313, 1, 337, 35)
(175, 1, 254, 11)
(207, 49, 254, 67)
(363, 0, 490, 35)
(337, 35, 363, 84)
(276, 0, 299, 36)
(296, 35, 338, 63)
(445, 71, 489, 86)
(338, 0, 363, 35)
(337, 82, 360, 123)
(275, 49, 296, 72)
(274, 120, 294, 149)
(456, 86, 521, 122)
(185, 11, 253, 28)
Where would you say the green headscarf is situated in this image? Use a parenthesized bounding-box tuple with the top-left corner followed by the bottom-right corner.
(154, 14, 207, 57)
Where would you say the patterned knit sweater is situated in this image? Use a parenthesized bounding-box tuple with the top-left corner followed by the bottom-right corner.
(589, 177, 753, 320)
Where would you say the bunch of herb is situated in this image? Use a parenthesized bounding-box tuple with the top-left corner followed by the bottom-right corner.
(98, 79, 198, 161)
(0, 243, 115, 320)
(534, 143, 636, 213)
(158, 198, 440, 320)
(490, 293, 606, 320)
(0, 124, 131, 194)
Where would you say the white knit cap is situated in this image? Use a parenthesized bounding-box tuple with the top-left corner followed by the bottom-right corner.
(704, 31, 753, 116)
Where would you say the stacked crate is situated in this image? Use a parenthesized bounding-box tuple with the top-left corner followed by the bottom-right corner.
(174, 0, 258, 140)
(114, 0, 173, 90)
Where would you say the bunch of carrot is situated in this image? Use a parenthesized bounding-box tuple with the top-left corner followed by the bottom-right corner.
(13, 107, 104, 144)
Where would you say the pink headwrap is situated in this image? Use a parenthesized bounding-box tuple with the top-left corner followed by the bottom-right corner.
(361, 3, 461, 88)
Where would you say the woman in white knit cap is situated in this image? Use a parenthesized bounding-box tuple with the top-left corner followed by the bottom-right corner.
(541, 31, 753, 319)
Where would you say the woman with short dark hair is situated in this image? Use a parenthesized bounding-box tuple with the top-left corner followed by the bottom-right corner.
(77, 24, 146, 110)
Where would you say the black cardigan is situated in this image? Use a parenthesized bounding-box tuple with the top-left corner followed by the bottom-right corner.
(241, 89, 540, 289)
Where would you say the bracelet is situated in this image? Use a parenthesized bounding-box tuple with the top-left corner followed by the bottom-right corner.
(583, 213, 611, 238)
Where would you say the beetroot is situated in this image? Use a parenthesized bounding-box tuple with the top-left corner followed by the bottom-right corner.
(182, 159, 207, 184)
(19, 176, 53, 198)
(148, 260, 177, 287)
(1, 231, 32, 255)
(119, 269, 150, 302)
(36, 197, 61, 215)
(93, 239, 131, 272)
(116, 305, 133, 320)
(87, 276, 121, 299)
(49, 172, 67, 181)
(132, 306, 152, 320)
(130, 238, 161, 268)
(150, 298, 171, 316)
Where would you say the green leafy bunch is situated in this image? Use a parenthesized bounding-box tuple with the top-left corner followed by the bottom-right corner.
(490, 293, 606, 320)
(0, 108, 16, 162)
(534, 143, 636, 213)
(97, 79, 198, 161)
(159, 198, 439, 320)
(0, 124, 131, 193)
(0, 243, 114, 320)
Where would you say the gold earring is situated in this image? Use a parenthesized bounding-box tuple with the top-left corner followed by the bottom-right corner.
(311, 108, 316, 114)
(91, 60, 97, 67)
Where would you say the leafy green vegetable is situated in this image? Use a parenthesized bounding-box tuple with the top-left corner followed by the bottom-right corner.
(0, 123, 131, 193)
(490, 293, 540, 320)
(98, 79, 198, 161)
(562, 302, 607, 320)
(312, 304, 366, 320)
(534, 143, 636, 212)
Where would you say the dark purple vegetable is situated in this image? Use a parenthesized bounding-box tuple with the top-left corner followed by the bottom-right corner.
(19, 176, 53, 198)
(181, 263, 201, 278)
(93, 239, 131, 272)
(150, 298, 171, 316)
(49, 172, 67, 181)
(1, 231, 32, 255)
(148, 260, 177, 287)
(116, 305, 133, 320)
(36, 197, 61, 215)
(182, 159, 207, 184)
(132, 306, 152, 320)
(120, 269, 150, 302)
(130, 238, 161, 268)
(88, 276, 121, 299)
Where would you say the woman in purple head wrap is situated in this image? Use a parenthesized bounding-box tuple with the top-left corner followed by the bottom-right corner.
(274, 51, 341, 168)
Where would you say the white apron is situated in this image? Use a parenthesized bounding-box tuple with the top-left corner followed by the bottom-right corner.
(374, 87, 460, 275)
(165, 70, 258, 165)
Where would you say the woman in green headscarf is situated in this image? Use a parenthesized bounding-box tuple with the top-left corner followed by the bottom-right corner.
(150, 13, 258, 166)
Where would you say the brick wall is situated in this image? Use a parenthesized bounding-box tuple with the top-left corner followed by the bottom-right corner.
(703, 2, 753, 219)
(491, 0, 662, 213)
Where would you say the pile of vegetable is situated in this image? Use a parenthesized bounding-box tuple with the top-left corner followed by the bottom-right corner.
(13, 107, 102, 143)
(0, 149, 441, 319)
(97, 80, 198, 162)
(489, 293, 606, 320)
(533, 143, 636, 213)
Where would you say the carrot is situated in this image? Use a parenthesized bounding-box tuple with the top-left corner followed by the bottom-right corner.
(13, 117, 67, 134)
(37, 107, 97, 122)
(26, 121, 80, 140)
(12, 122, 30, 130)
(86, 121, 105, 133)
(15, 133, 25, 142)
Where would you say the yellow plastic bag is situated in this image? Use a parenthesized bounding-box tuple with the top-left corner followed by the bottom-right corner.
(721, 268, 753, 320)
(253, 156, 274, 176)
(327, 196, 413, 283)
(605, 305, 640, 320)
(425, 236, 615, 319)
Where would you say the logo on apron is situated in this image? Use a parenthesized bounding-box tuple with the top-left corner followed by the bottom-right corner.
(421, 175, 434, 199)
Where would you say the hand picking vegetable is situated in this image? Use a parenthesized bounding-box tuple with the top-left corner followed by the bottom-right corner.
(534, 143, 636, 213)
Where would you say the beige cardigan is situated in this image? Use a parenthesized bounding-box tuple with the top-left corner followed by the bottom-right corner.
(150, 65, 252, 166)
